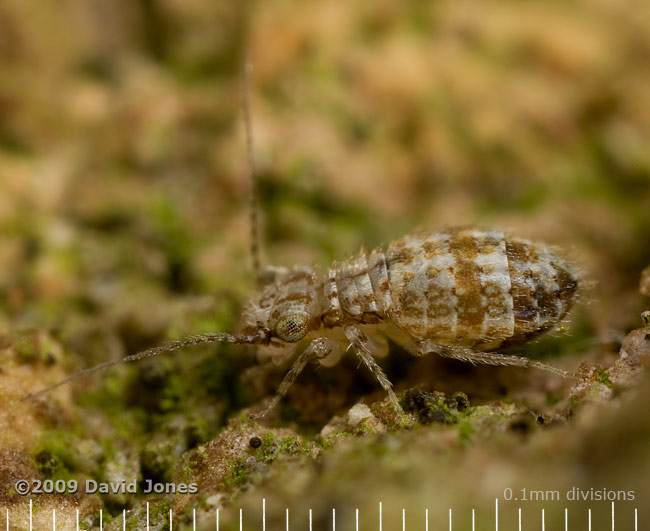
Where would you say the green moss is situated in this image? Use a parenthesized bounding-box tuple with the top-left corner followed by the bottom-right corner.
(597, 369, 613, 388)
(177, 445, 207, 483)
(125, 516, 140, 531)
(237, 413, 251, 423)
(317, 429, 353, 449)
(150, 195, 195, 293)
(403, 389, 469, 425)
(588, 385, 609, 396)
(276, 435, 308, 455)
(142, 431, 184, 483)
(255, 432, 310, 465)
(457, 418, 475, 444)
(357, 417, 380, 434)
(34, 431, 81, 480)
(11, 332, 39, 364)
(150, 500, 172, 522)
(226, 457, 250, 488)
(471, 405, 496, 418)
(258, 431, 276, 454)
(34, 450, 59, 478)
(180, 461, 196, 481)
(570, 395, 584, 411)
(119, 500, 175, 531)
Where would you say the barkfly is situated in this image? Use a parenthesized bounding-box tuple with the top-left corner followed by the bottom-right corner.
(26, 58, 579, 418)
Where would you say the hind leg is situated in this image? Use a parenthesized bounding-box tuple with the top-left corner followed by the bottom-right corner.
(419, 339, 571, 378)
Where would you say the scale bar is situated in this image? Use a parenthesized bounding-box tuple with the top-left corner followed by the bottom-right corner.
(565, 507, 568, 531)
(7, 499, 641, 530)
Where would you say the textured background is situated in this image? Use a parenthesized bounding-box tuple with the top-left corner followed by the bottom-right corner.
(1, 0, 649, 529)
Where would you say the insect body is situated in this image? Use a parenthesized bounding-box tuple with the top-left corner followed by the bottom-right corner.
(26, 225, 579, 416)
(30, 227, 579, 416)
(26, 61, 580, 416)
(238, 225, 579, 415)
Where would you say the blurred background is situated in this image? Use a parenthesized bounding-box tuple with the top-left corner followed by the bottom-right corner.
(1, 0, 649, 337)
(1, 0, 649, 529)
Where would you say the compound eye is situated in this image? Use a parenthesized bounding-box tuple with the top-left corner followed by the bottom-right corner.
(275, 313, 309, 342)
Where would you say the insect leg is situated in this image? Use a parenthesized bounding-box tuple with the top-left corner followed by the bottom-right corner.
(419, 340, 571, 378)
(254, 337, 338, 418)
(344, 325, 401, 410)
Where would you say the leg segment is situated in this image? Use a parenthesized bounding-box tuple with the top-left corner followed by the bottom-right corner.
(254, 337, 339, 418)
(344, 325, 400, 409)
(419, 339, 571, 378)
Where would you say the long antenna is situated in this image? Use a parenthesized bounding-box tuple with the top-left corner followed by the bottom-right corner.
(241, 53, 263, 286)
(24, 331, 265, 401)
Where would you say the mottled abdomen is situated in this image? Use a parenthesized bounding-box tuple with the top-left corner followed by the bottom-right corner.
(384, 228, 579, 350)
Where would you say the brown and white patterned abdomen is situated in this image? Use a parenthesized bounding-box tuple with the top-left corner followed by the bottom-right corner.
(383, 228, 579, 350)
(321, 227, 579, 352)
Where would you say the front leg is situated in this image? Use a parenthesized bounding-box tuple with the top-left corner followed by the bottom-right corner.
(344, 325, 401, 410)
(419, 339, 571, 378)
(254, 337, 339, 418)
